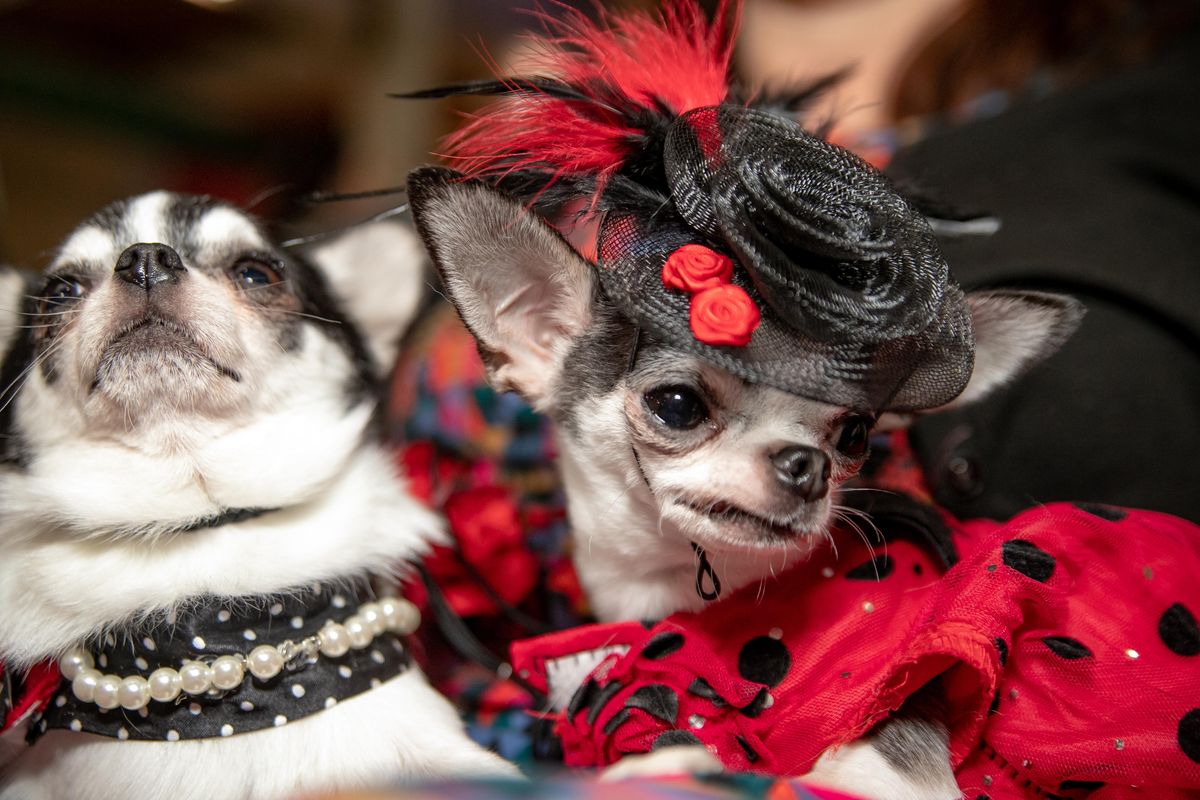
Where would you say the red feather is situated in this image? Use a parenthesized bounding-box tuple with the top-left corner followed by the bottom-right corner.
(441, 0, 738, 187)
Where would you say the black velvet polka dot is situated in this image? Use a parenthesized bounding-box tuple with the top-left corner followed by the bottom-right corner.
(567, 679, 596, 721)
(1059, 780, 1106, 792)
(642, 631, 685, 660)
(1042, 636, 1093, 660)
(989, 694, 1001, 715)
(587, 681, 623, 726)
(624, 684, 679, 724)
(995, 638, 1009, 667)
(687, 678, 726, 707)
(738, 636, 791, 687)
(1002, 539, 1056, 582)
(735, 735, 760, 763)
(652, 729, 702, 750)
(739, 688, 771, 719)
(1073, 502, 1127, 522)
(1159, 603, 1200, 657)
(913, 562, 924, 576)
(845, 554, 896, 580)
(1179, 708, 1200, 764)
(602, 708, 633, 735)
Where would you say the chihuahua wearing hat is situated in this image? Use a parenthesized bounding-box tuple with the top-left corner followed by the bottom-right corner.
(404, 2, 1081, 797)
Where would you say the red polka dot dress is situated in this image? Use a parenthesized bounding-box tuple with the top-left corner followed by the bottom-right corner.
(512, 503, 1200, 798)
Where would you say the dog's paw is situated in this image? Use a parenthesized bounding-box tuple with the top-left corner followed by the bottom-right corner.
(600, 744, 724, 782)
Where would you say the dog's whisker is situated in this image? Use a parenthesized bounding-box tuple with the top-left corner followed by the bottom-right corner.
(274, 309, 343, 325)
(831, 506, 882, 574)
(0, 338, 65, 414)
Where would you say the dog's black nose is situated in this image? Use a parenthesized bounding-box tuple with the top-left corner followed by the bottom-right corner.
(770, 445, 831, 501)
(115, 243, 186, 291)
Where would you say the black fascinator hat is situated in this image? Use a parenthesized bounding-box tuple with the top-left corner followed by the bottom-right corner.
(402, 0, 974, 412)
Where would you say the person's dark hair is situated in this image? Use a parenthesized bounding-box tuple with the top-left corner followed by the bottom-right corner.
(892, 0, 1199, 120)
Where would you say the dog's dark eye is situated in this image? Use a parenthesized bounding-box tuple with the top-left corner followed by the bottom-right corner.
(40, 277, 85, 311)
(231, 257, 283, 290)
(643, 385, 709, 430)
(835, 416, 873, 458)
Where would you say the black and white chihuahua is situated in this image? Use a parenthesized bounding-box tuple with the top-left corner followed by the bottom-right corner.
(0, 192, 515, 800)
(407, 170, 1081, 799)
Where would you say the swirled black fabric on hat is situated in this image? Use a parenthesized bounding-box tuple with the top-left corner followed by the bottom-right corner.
(408, 1, 977, 413)
(594, 106, 974, 412)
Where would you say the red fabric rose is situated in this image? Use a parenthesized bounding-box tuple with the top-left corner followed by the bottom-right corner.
(662, 244, 734, 292)
(690, 284, 761, 346)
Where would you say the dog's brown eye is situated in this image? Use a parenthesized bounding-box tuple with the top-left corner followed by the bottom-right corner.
(40, 277, 85, 311)
(644, 385, 708, 430)
(835, 416, 872, 458)
(231, 257, 283, 290)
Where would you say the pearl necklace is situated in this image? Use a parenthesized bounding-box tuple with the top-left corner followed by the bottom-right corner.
(57, 596, 419, 713)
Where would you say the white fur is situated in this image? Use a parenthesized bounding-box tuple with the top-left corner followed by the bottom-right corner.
(0, 194, 518, 797)
(311, 221, 428, 373)
(193, 207, 267, 252)
(806, 740, 962, 800)
(0, 269, 26, 364)
(600, 745, 723, 782)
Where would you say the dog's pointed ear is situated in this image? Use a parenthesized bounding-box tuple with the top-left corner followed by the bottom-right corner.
(949, 289, 1085, 408)
(406, 167, 594, 409)
(308, 220, 428, 378)
(0, 266, 32, 365)
(877, 289, 1082, 430)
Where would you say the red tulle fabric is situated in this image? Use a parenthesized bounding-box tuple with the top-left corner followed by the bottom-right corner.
(512, 504, 1200, 799)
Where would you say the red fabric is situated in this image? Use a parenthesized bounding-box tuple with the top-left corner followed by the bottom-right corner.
(1, 660, 60, 735)
(398, 442, 543, 618)
(512, 504, 1200, 798)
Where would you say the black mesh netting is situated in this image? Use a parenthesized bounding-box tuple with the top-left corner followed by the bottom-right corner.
(595, 105, 974, 412)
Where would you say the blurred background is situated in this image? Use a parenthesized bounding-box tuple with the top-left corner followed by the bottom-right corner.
(0, 0, 667, 267)
(3, 0, 1195, 265)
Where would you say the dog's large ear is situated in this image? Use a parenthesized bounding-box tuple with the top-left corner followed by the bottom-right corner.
(308, 220, 427, 377)
(0, 266, 31, 365)
(877, 289, 1082, 430)
(406, 167, 594, 409)
(949, 289, 1084, 408)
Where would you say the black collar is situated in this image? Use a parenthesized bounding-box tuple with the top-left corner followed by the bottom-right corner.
(31, 581, 409, 743)
(172, 506, 281, 535)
